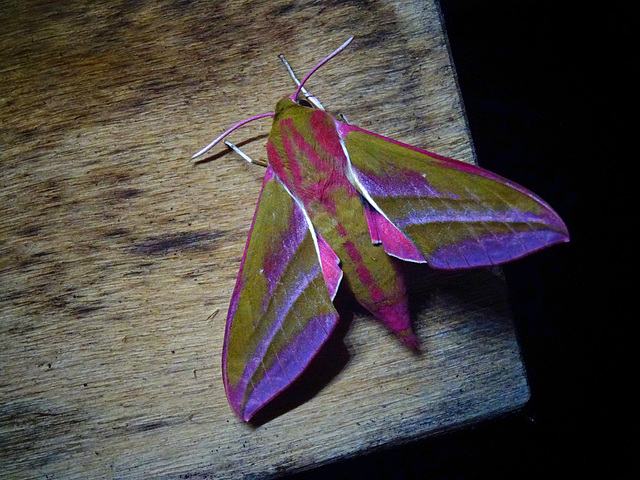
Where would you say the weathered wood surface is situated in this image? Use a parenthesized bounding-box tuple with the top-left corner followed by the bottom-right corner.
(0, 1, 529, 478)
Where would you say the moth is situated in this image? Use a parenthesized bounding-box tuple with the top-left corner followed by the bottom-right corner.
(193, 37, 569, 422)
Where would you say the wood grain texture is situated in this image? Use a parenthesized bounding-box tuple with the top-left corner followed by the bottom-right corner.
(0, 1, 529, 478)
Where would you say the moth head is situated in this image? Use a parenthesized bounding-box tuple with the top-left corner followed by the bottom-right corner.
(275, 97, 298, 116)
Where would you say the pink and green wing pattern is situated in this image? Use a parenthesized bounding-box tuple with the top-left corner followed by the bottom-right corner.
(338, 123, 569, 269)
(221, 96, 569, 423)
(206, 39, 569, 423)
(222, 166, 341, 421)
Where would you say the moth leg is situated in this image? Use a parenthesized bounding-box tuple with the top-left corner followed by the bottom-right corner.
(338, 113, 350, 125)
(224, 141, 268, 167)
(278, 54, 325, 111)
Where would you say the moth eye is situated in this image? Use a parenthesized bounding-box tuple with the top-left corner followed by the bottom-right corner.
(297, 98, 315, 108)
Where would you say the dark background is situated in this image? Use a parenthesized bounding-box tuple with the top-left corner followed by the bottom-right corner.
(288, 1, 625, 478)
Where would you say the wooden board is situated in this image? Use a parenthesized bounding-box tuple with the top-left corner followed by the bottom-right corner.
(0, 1, 529, 478)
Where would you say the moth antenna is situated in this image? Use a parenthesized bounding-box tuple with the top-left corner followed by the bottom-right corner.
(279, 54, 325, 111)
(224, 141, 268, 167)
(193, 36, 353, 160)
(192, 112, 274, 159)
(291, 36, 354, 102)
